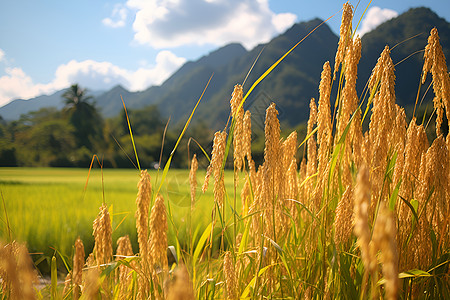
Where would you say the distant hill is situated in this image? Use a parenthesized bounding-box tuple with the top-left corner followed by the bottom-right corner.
(359, 7, 450, 108)
(1, 7, 449, 129)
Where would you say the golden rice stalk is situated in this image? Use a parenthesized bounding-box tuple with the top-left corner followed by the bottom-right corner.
(397, 120, 428, 270)
(416, 136, 449, 247)
(73, 237, 85, 300)
(371, 205, 399, 300)
(422, 28, 450, 136)
(166, 265, 195, 300)
(92, 203, 112, 266)
(83, 267, 100, 299)
(334, 186, 354, 246)
(368, 46, 396, 210)
(306, 98, 318, 198)
(0, 241, 37, 300)
(223, 251, 238, 300)
(391, 106, 408, 187)
(62, 272, 72, 297)
(264, 102, 281, 181)
(243, 110, 252, 162)
(189, 154, 198, 209)
(334, 1, 353, 79)
(136, 169, 152, 261)
(116, 235, 134, 299)
(230, 84, 245, 172)
(317, 62, 332, 165)
(203, 131, 227, 207)
(337, 36, 361, 142)
(149, 194, 169, 271)
(353, 165, 376, 273)
(405, 153, 433, 271)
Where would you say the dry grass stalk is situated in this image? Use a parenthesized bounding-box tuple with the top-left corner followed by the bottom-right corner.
(334, 1, 353, 80)
(73, 237, 85, 299)
(189, 154, 198, 209)
(92, 203, 112, 266)
(422, 28, 450, 136)
(223, 251, 238, 300)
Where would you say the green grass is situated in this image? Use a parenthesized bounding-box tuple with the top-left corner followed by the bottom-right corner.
(0, 167, 238, 273)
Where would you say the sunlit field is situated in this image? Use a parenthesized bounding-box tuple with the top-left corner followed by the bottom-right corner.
(0, 168, 236, 272)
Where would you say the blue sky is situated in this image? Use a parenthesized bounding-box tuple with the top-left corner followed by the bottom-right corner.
(0, 0, 449, 106)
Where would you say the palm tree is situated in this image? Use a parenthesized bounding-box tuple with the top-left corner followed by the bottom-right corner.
(62, 84, 103, 150)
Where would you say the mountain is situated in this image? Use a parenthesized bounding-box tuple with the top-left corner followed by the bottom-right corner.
(136, 18, 338, 130)
(359, 7, 450, 108)
(1, 7, 449, 129)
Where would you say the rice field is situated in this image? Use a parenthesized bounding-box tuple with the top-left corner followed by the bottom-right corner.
(1, 2, 450, 299)
(0, 168, 234, 272)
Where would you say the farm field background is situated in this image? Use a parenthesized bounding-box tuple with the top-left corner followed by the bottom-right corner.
(0, 167, 233, 272)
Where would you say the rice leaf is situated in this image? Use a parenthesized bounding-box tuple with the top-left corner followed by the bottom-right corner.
(156, 74, 213, 195)
(121, 95, 140, 171)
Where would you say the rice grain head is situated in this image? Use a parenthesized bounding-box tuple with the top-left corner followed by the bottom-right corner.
(203, 131, 227, 207)
(149, 194, 169, 271)
(334, 1, 353, 80)
(223, 251, 238, 300)
(317, 62, 332, 165)
(136, 169, 152, 260)
(189, 154, 198, 209)
(92, 203, 112, 266)
(371, 205, 399, 300)
(353, 165, 376, 273)
(243, 110, 252, 162)
(116, 235, 134, 298)
(334, 186, 354, 246)
(306, 98, 318, 197)
(368, 45, 396, 211)
(73, 237, 85, 299)
(422, 28, 450, 136)
(230, 84, 245, 172)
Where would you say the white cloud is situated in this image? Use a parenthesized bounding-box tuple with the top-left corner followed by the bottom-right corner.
(126, 0, 297, 49)
(102, 4, 128, 28)
(356, 6, 398, 37)
(0, 49, 5, 62)
(0, 50, 186, 107)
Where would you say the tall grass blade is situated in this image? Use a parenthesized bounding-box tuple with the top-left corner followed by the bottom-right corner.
(51, 255, 57, 299)
(121, 95, 141, 171)
(156, 73, 213, 194)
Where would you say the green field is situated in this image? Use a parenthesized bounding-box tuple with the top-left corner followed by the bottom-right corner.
(0, 167, 236, 272)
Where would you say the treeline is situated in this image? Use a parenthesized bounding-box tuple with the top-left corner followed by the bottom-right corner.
(0, 84, 218, 169)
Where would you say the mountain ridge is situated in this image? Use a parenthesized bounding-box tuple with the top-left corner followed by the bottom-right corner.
(1, 7, 449, 129)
